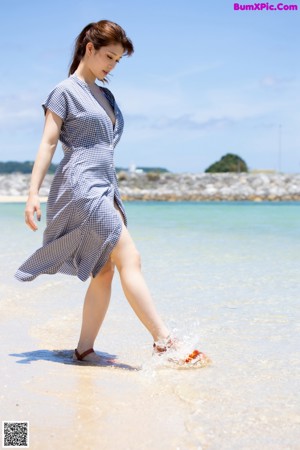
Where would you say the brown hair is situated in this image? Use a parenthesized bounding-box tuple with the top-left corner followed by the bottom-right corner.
(69, 20, 134, 79)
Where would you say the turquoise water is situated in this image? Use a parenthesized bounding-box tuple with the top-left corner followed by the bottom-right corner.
(1, 201, 300, 449)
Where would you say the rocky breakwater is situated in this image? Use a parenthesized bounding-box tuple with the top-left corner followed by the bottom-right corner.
(0, 173, 53, 197)
(118, 172, 300, 201)
(1, 172, 300, 201)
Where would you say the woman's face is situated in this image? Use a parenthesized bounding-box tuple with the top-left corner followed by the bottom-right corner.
(86, 42, 124, 81)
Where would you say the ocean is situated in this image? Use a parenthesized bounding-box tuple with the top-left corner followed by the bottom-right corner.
(1, 201, 299, 449)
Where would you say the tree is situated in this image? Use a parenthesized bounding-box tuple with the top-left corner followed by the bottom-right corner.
(205, 153, 248, 173)
(0, 161, 58, 174)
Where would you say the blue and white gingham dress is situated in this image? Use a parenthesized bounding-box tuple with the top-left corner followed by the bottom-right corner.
(15, 73, 127, 282)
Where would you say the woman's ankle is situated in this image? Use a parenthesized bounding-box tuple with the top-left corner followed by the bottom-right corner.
(76, 341, 95, 354)
(152, 329, 171, 343)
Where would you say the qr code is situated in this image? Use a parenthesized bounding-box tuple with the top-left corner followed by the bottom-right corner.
(2, 421, 29, 448)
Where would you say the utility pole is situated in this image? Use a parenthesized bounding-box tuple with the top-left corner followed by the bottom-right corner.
(278, 124, 282, 173)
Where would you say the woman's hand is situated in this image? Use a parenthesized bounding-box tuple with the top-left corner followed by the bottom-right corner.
(23, 110, 62, 232)
(25, 194, 42, 231)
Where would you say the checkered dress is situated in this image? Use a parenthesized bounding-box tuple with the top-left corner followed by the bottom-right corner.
(15, 74, 127, 282)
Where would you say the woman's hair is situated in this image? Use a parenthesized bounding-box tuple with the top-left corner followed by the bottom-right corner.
(69, 20, 134, 78)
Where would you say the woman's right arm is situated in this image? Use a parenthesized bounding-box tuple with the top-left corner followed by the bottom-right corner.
(25, 110, 63, 231)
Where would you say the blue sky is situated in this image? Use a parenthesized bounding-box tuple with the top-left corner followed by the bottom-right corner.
(1, 0, 299, 172)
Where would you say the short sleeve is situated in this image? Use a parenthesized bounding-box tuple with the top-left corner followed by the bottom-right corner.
(42, 85, 68, 121)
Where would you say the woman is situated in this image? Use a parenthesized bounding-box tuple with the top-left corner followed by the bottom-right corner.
(15, 20, 208, 366)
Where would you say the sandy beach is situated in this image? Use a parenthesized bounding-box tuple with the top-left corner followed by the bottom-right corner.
(2, 274, 210, 450)
(1, 201, 299, 449)
(2, 274, 299, 450)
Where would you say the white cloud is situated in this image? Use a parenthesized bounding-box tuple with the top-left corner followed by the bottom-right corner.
(260, 75, 294, 88)
(118, 84, 277, 140)
(126, 114, 234, 131)
(117, 73, 300, 139)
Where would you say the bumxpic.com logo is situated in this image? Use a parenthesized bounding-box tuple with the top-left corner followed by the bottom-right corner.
(233, 2, 298, 10)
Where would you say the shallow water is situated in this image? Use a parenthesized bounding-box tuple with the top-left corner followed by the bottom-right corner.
(1, 201, 300, 449)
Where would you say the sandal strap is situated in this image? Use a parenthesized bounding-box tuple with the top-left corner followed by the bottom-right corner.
(74, 348, 94, 361)
(153, 334, 172, 353)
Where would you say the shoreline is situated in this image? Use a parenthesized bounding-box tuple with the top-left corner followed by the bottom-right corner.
(0, 195, 48, 203)
(1, 172, 300, 202)
(2, 196, 300, 204)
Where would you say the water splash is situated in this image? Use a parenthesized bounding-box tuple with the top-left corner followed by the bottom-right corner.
(141, 329, 211, 372)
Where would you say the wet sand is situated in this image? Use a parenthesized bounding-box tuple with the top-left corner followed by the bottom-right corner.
(1, 277, 202, 450)
(1, 273, 299, 450)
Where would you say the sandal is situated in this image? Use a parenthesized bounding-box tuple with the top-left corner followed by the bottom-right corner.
(153, 336, 211, 367)
(73, 348, 95, 361)
(153, 335, 177, 353)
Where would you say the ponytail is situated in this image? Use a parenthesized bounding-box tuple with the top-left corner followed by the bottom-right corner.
(68, 23, 95, 76)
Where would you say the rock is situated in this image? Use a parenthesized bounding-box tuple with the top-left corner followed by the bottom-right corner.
(1, 172, 300, 202)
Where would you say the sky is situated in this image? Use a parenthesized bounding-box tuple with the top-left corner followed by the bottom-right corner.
(0, 0, 299, 173)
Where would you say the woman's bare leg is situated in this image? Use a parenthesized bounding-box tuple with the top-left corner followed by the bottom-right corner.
(111, 223, 170, 342)
(74, 259, 114, 362)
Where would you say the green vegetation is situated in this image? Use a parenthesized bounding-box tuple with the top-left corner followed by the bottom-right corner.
(205, 153, 248, 173)
(0, 161, 169, 175)
(135, 167, 168, 173)
(0, 161, 58, 174)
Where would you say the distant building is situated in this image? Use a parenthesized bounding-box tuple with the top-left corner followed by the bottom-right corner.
(128, 163, 144, 174)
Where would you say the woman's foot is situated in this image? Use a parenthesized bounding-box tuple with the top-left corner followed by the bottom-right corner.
(153, 335, 178, 353)
(153, 335, 211, 367)
(73, 348, 103, 363)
